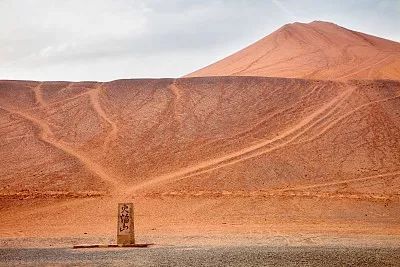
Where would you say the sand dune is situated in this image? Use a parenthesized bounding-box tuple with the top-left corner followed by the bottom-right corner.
(186, 21, 400, 80)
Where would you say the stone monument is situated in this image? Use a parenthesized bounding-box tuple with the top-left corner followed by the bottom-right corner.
(117, 203, 135, 245)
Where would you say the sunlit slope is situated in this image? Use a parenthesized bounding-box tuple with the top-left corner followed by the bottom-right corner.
(186, 21, 400, 80)
(1, 77, 399, 199)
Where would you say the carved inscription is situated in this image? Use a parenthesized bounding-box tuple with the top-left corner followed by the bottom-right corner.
(117, 203, 134, 245)
(119, 204, 131, 234)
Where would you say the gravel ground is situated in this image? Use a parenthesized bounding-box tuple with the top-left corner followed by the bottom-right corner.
(0, 245, 399, 266)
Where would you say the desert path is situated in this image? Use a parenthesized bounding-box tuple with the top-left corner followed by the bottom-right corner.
(169, 80, 183, 123)
(0, 104, 121, 191)
(31, 82, 46, 108)
(297, 93, 400, 144)
(88, 83, 118, 149)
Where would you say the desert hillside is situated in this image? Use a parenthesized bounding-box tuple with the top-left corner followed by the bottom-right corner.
(186, 21, 400, 80)
(1, 77, 399, 198)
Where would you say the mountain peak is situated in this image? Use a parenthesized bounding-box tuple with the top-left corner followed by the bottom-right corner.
(309, 20, 337, 25)
(284, 20, 335, 26)
(186, 21, 400, 80)
(278, 20, 339, 32)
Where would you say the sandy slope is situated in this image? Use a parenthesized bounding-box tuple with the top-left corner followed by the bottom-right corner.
(0, 77, 399, 245)
(186, 21, 400, 81)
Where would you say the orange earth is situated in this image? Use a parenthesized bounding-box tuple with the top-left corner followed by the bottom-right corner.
(1, 21, 400, 248)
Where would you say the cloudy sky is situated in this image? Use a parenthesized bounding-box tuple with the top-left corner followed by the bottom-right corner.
(0, 0, 399, 81)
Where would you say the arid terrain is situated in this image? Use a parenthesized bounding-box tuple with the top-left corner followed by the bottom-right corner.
(1, 21, 400, 249)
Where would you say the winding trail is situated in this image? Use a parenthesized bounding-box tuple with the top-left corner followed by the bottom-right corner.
(126, 84, 355, 194)
(169, 80, 183, 124)
(32, 83, 46, 107)
(0, 105, 120, 190)
(297, 94, 400, 144)
(88, 83, 118, 149)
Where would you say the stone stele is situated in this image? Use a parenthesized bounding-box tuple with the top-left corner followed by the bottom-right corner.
(117, 203, 135, 245)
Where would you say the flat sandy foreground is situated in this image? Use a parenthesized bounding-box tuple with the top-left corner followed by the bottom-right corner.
(1, 245, 399, 266)
(1, 194, 400, 265)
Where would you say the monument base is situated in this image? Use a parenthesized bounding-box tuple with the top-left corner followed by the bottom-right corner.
(117, 234, 135, 245)
(73, 243, 152, 249)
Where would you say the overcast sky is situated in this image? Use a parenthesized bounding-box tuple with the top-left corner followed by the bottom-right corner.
(0, 0, 399, 81)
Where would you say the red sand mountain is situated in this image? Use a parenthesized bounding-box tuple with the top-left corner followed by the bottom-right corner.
(186, 21, 400, 80)
(1, 21, 400, 246)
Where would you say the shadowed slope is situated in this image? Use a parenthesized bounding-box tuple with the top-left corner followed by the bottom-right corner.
(186, 21, 400, 80)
